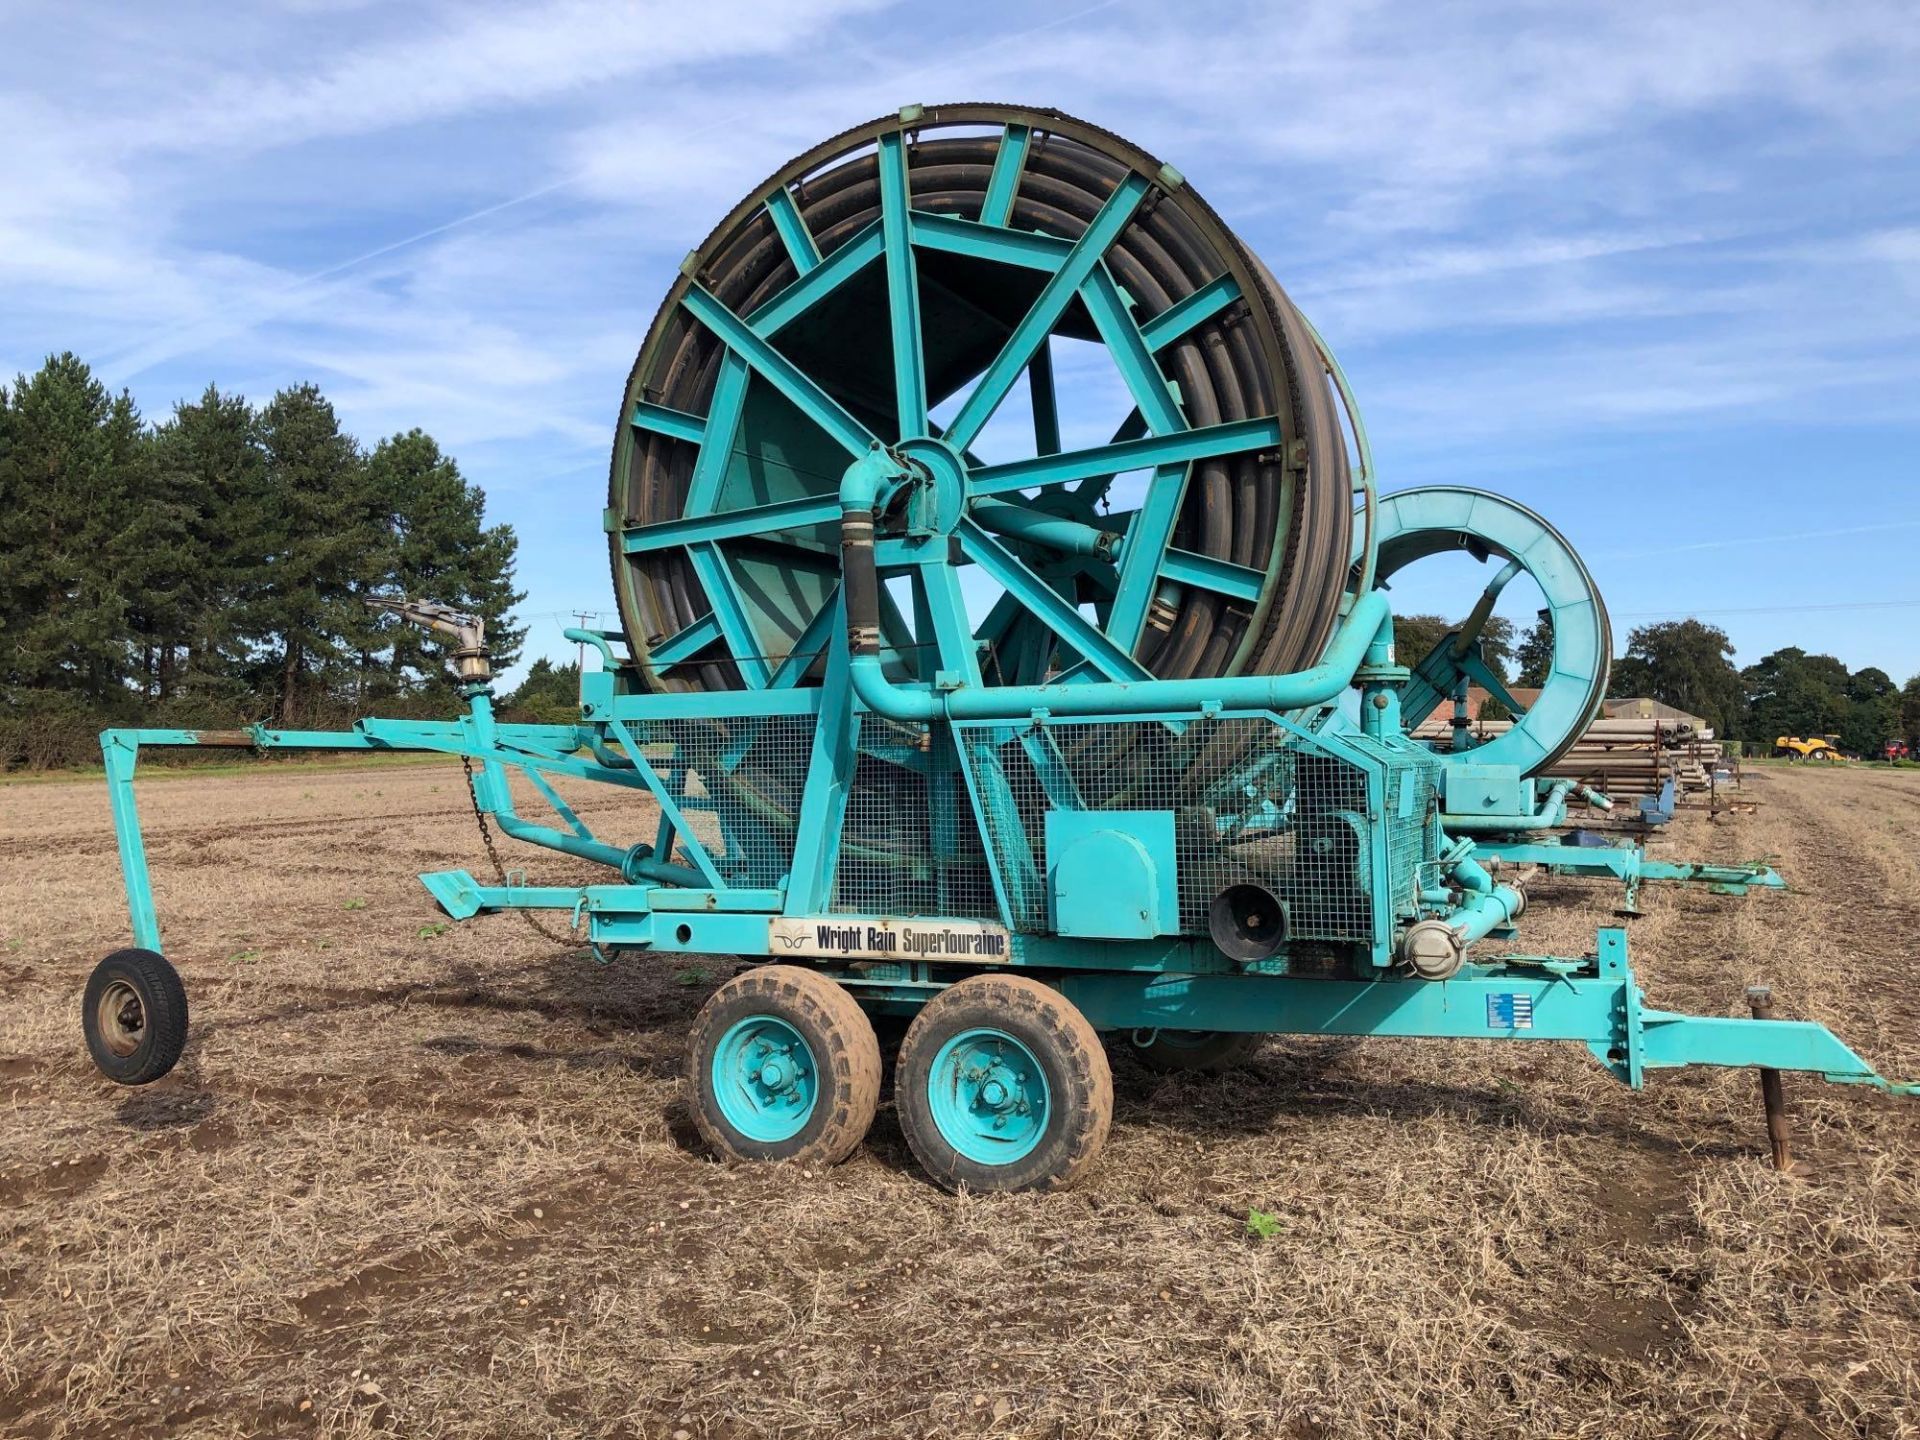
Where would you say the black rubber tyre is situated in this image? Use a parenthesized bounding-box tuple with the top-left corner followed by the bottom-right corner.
(82, 948, 188, 1085)
(1128, 1029, 1264, 1074)
(896, 975, 1112, 1194)
(686, 965, 882, 1166)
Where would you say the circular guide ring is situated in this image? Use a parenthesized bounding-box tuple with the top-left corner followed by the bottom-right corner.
(1361, 486, 1610, 777)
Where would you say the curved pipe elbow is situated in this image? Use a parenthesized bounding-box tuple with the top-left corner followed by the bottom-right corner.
(1441, 777, 1578, 835)
(845, 587, 1393, 724)
(838, 447, 904, 511)
(837, 451, 1392, 723)
(1447, 851, 1496, 895)
(850, 652, 939, 721)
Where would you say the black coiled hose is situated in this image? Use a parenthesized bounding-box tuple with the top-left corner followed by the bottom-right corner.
(604, 105, 1358, 888)
(611, 105, 1352, 690)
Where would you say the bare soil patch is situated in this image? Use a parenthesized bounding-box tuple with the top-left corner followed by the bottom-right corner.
(1, 762, 1916, 1437)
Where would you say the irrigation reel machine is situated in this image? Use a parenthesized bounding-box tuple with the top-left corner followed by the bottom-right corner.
(86, 105, 1915, 1191)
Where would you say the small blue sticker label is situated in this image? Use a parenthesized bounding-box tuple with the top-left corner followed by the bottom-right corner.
(1487, 993, 1534, 1030)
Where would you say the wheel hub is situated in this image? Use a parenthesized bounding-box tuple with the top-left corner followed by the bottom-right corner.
(97, 980, 145, 1058)
(753, 1047, 803, 1095)
(712, 1017, 820, 1141)
(929, 1029, 1051, 1164)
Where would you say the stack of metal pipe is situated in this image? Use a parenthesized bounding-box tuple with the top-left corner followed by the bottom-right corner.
(1411, 714, 1713, 798)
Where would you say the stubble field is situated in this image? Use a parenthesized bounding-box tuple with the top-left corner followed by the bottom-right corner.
(1, 760, 1916, 1438)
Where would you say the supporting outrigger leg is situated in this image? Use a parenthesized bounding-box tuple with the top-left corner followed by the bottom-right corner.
(1475, 838, 1786, 918)
(1047, 930, 1919, 1102)
(1747, 986, 1797, 1174)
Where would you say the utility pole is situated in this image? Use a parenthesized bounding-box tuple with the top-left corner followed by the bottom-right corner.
(568, 610, 591, 695)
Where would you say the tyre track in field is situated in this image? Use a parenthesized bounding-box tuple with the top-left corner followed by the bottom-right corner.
(1757, 768, 1920, 1067)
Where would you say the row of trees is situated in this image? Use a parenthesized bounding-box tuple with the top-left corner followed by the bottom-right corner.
(5, 354, 1911, 768)
(1396, 610, 1920, 756)
(1, 353, 526, 767)
(1602, 619, 1918, 757)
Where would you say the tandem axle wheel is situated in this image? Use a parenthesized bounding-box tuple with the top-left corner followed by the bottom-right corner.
(688, 969, 1114, 1193)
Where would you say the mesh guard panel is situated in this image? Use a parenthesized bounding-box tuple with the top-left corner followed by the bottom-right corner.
(631, 712, 1443, 955)
(957, 716, 1443, 946)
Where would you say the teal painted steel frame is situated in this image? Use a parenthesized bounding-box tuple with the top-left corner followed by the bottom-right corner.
(1051, 930, 1915, 1093)
(96, 680, 1915, 1100)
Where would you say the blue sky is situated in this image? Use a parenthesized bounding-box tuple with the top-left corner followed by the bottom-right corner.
(5, 0, 1918, 686)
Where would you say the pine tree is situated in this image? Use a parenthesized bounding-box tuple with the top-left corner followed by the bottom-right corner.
(0, 354, 146, 710)
(1, 359, 532, 765)
(0, 377, 13, 674)
(252, 385, 383, 724)
(144, 387, 272, 714)
(366, 429, 525, 692)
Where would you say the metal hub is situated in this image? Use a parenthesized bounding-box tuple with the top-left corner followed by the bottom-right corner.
(711, 1016, 819, 1141)
(927, 1028, 1049, 1163)
(95, 979, 145, 1058)
(894, 436, 967, 536)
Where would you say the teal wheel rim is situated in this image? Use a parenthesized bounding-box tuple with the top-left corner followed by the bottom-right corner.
(927, 1028, 1050, 1166)
(711, 1016, 819, 1143)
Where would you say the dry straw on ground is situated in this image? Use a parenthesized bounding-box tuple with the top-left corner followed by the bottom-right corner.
(1, 761, 1916, 1438)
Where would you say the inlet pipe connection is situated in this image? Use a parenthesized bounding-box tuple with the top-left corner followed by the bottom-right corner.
(840, 445, 1393, 721)
(1440, 778, 1613, 834)
(1400, 847, 1527, 979)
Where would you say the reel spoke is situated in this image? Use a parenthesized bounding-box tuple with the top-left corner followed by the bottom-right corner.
(619, 495, 844, 554)
(943, 170, 1152, 452)
(979, 122, 1030, 226)
(956, 520, 1149, 683)
(1079, 267, 1185, 435)
(628, 399, 706, 445)
(680, 285, 877, 459)
(748, 221, 884, 334)
(1107, 463, 1192, 647)
(877, 131, 927, 439)
(1028, 340, 1061, 456)
(1138, 273, 1241, 353)
(970, 415, 1281, 497)
(763, 183, 821, 274)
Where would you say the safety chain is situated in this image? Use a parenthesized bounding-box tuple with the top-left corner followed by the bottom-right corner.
(460, 755, 580, 948)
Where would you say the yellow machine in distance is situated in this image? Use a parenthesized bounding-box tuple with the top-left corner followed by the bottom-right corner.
(1775, 734, 1844, 761)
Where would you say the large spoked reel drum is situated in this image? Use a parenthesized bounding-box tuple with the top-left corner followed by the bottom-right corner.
(1365, 487, 1610, 776)
(609, 104, 1361, 703)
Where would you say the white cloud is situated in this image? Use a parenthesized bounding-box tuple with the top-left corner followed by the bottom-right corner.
(110, 0, 893, 155)
(6, 0, 1920, 681)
